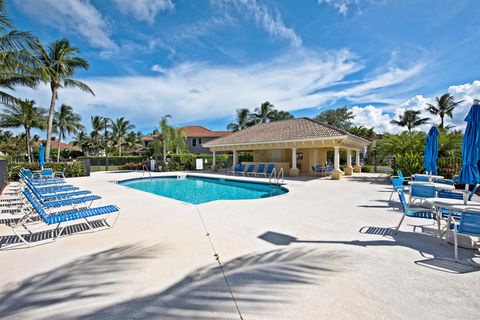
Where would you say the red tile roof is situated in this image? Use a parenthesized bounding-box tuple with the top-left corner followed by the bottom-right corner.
(180, 126, 231, 138)
(33, 141, 81, 151)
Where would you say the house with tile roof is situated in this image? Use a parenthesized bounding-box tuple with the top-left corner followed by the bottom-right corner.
(204, 117, 370, 179)
(141, 126, 231, 155)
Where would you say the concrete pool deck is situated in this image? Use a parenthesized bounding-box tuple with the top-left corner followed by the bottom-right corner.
(0, 171, 479, 319)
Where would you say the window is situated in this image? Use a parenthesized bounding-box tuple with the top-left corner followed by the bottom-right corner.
(198, 138, 202, 145)
(192, 138, 197, 147)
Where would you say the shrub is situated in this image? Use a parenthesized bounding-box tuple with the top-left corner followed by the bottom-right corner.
(362, 165, 374, 173)
(396, 151, 423, 176)
(7, 161, 86, 181)
(78, 156, 145, 166)
(165, 153, 232, 171)
(119, 162, 144, 170)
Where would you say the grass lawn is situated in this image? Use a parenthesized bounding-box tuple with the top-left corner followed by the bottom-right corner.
(91, 165, 120, 172)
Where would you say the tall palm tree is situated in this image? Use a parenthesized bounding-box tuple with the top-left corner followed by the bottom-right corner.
(158, 115, 173, 163)
(0, 99, 46, 162)
(0, 0, 40, 105)
(253, 101, 274, 124)
(227, 108, 251, 132)
(91, 115, 106, 155)
(72, 130, 93, 155)
(426, 93, 464, 129)
(124, 131, 143, 155)
(390, 110, 429, 132)
(111, 117, 135, 156)
(36, 39, 94, 161)
(53, 104, 84, 162)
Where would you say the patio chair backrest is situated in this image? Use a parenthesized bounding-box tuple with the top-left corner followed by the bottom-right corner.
(413, 174, 430, 182)
(397, 171, 404, 179)
(42, 168, 54, 177)
(438, 189, 463, 200)
(238, 164, 245, 172)
(410, 184, 436, 198)
(234, 163, 242, 171)
(433, 178, 454, 185)
(22, 189, 48, 222)
(391, 176, 404, 189)
(246, 164, 255, 172)
(458, 210, 480, 236)
(469, 184, 479, 201)
(452, 175, 459, 184)
(266, 163, 275, 174)
(257, 163, 265, 173)
(397, 189, 408, 213)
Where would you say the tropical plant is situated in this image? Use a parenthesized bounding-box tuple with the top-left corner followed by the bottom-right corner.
(426, 93, 464, 129)
(390, 110, 429, 132)
(227, 108, 252, 131)
(110, 117, 135, 156)
(35, 38, 94, 161)
(157, 115, 186, 163)
(347, 126, 375, 140)
(253, 101, 274, 124)
(72, 130, 93, 155)
(53, 104, 84, 161)
(396, 151, 423, 176)
(0, 129, 24, 156)
(91, 115, 107, 155)
(267, 109, 294, 122)
(0, 99, 46, 161)
(314, 107, 354, 130)
(376, 131, 426, 161)
(0, 0, 40, 105)
(124, 131, 143, 155)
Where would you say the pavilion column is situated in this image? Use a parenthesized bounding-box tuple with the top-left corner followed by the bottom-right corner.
(331, 146, 342, 180)
(290, 147, 299, 176)
(354, 149, 362, 173)
(345, 149, 353, 175)
(232, 150, 238, 170)
(211, 151, 216, 171)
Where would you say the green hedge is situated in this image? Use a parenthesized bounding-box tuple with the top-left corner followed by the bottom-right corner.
(7, 161, 86, 181)
(79, 156, 146, 166)
(165, 153, 232, 171)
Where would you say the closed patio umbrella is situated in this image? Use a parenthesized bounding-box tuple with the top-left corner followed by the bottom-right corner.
(39, 144, 45, 170)
(458, 101, 480, 204)
(423, 126, 439, 177)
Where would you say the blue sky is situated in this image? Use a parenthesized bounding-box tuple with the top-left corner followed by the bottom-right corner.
(8, 0, 480, 135)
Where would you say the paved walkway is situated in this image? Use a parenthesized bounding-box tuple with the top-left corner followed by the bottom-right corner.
(0, 171, 479, 319)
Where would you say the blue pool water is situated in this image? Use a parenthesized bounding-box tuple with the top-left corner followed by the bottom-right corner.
(118, 175, 288, 204)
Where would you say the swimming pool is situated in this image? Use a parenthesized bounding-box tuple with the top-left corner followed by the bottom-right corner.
(118, 175, 288, 204)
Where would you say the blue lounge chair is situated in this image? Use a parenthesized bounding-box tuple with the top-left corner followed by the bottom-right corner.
(227, 163, 243, 175)
(24, 180, 91, 201)
(233, 163, 246, 176)
(395, 189, 437, 234)
(20, 169, 66, 185)
(24, 179, 79, 195)
(388, 176, 405, 203)
(242, 164, 256, 176)
(413, 174, 430, 182)
(452, 210, 480, 260)
(26, 185, 101, 209)
(13, 189, 119, 246)
(254, 163, 266, 177)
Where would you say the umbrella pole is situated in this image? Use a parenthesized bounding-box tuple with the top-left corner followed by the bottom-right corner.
(464, 184, 469, 205)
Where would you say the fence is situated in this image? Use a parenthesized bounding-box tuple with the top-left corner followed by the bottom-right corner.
(0, 159, 7, 194)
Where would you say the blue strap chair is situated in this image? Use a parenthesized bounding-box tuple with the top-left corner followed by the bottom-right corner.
(227, 163, 242, 175)
(395, 189, 437, 234)
(397, 171, 412, 181)
(452, 210, 480, 260)
(265, 163, 275, 176)
(254, 163, 266, 176)
(14, 189, 119, 247)
(389, 176, 404, 203)
(242, 164, 256, 176)
(413, 174, 430, 182)
(409, 183, 436, 206)
(234, 163, 246, 175)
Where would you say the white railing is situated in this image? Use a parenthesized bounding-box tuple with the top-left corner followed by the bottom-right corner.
(268, 167, 276, 184)
(268, 167, 284, 184)
(277, 168, 284, 183)
(142, 165, 152, 179)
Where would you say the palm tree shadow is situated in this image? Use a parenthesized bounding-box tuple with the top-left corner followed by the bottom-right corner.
(0, 243, 158, 319)
(77, 248, 345, 319)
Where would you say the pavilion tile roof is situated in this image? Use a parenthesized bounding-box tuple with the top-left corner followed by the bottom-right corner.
(204, 118, 369, 146)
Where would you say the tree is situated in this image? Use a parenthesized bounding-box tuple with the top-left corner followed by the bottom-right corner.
(53, 104, 84, 162)
(314, 107, 354, 130)
(91, 115, 106, 155)
(267, 109, 294, 122)
(347, 126, 375, 140)
(110, 117, 135, 156)
(253, 101, 274, 124)
(36, 39, 94, 161)
(72, 130, 93, 155)
(426, 93, 464, 129)
(0, 99, 46, 162)
(0, 0, 40, 105)
(124, 131, 143, 155)
(390, 110, 429, 132)
(227, 108, 252, 132)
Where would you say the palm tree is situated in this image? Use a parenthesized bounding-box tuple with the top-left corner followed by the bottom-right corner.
(111, 117, 135, 156)
(0, 99, 46, 162)
(90, 115, 105, 155)
(227, 108, 251, 131)
(253, 101, 274, 124)
(124, 131, 143, 155)
(72, 130, 93, 155)
(158, 115, 173, 163)
(426, 93, 464, 129)
(0, 0, 40, 105)
(36, 39, 94, 161)
(53, 104, 84, 162)
(390, 110, 429, 132)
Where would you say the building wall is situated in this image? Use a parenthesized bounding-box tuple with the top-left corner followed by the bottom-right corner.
(187, 137, 219, 154)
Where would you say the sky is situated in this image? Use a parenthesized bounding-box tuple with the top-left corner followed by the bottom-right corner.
(7, 0, 480, 136)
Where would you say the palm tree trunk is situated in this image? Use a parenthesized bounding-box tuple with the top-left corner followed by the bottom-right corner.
(57, 131, 62, 162)
(25, 126, 31, 162)
(118, 138, 122, 156)
(163, 139, 167, 163)
(440, 116, 444, 129)
(46, 86, 58, 162)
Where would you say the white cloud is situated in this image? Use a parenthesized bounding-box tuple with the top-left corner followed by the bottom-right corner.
(151, 64, 167, 73)
(14, 0, 117, 51)
(317, 0, 377, 16)
(112, 0, 174, 23)
(213, 0, 302, 47)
